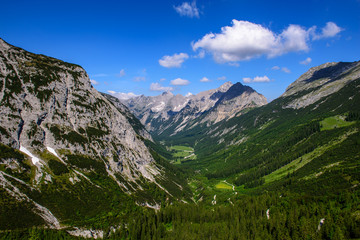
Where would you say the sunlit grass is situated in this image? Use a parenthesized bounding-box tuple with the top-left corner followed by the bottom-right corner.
(320, 115, 354, 131)
(215, 181, 233, 190)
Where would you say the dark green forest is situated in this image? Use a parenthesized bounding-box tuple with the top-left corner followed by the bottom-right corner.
(1, 191, 360, 239)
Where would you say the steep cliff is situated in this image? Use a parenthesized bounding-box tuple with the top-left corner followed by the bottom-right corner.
(0, 38, 186, 229)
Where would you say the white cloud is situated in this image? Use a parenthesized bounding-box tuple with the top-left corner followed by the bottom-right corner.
(243, 76, 270, 83)
(170, 78, 190, 86)
(108, 91, 139, 100)
(321, 22, 343, 38)
(271, 66, 280, 70)
(159, 53, 189, 68)
(311, 22, 343, 40)
(134, 76, 146, 82)
(200, 77, 210, 82)
(281, 67, 291, 73)
(300, 57, 312, 65)
(90, 79, 99, 85)
(160, 78, 166, 82)
(273, 24, 309, 56)
(217, 76, 227, 81)
(185, 92, 193, 97)
(193, 20, 277, 63)
(174, 1, 200, 18)
(150, 83, 174, 92)
(117, 69, 126, 77)
(192, 20, 343, 64)
(196, 50, 205, 58)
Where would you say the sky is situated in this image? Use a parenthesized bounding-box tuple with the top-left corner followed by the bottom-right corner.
(1, 0, 360, 101)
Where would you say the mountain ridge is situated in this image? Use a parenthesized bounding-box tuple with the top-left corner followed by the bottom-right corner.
(0, 38, 188, 230)
(121, 81, 267, 136)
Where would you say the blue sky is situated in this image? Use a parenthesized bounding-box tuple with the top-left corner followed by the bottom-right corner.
(1, 0, 360, 101)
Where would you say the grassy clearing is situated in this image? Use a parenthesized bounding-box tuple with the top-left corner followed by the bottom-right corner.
(169, 145, 196, 164)
(264, 128, 358, 184)
(320, 115, 354, 131)
(215, 181, 233, 190)
(170, 145, 193, 151)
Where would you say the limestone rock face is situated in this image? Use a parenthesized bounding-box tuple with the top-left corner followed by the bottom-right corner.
(122, 81, 267, 136)
(0, 38, 159, 187)
(281, 61, 360, 109)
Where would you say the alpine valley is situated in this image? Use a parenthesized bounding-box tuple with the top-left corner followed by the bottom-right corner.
(1, 38, 360, 239)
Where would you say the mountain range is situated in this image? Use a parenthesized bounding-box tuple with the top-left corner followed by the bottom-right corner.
(123, 81, 267, 136)
(1, 38, 359, 239)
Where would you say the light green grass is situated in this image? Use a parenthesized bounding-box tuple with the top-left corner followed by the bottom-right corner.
(215, 181, 233, 190)
(264, 128, 358, 184)
(169, 145, 196, 163)
(170, 145, 194, 151)
(320, 115, 354, 131)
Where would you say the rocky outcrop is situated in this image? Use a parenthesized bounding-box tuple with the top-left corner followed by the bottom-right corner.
(0, 38, 160, 186)
(200, 82, 267, 124)
(282, 61, 360, 109)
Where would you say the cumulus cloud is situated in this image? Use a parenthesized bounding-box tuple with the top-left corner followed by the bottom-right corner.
(311, 22, 343, 40)
(108, 90, 139, 100)
(170, 78, 190, 86)
(217, 76, 227, 81)
(117, 69, 126, 77)
(300, 57, 312, 65)
(90, 79, 99, 85)
(159, 53, 189, 68)
(192, 20, 342, 64)
(174, 1, 200, 18)
(243, 76, 270, 83)
(200, 77, 211, 82)
(150, 83, 174, 92)
(271, 66, 280, 70)
(274, 24, 309, 56)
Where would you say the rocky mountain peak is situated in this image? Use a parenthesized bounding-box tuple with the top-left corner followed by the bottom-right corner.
(161, 91, 174, 96)
(218, 81, 233, 92)
(121, 80, 267, 136)
(281, 61, 360, 109)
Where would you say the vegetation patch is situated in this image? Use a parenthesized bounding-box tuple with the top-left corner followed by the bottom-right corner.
(48, 159, 69, 175)
(66, 154, 107, 174)
(264, 128, 358, 183)
(168, 145, 196, 164)
(320, 115, 355, 131)
(86, 126, 108, 138)
(0, 189, 45, 230)
(215, 181, 233, 190)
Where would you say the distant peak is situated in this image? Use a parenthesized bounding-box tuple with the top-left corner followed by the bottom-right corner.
(162, 91, 174, 96)
(218, 81, 233, 92)
(233, 82, 244, 87)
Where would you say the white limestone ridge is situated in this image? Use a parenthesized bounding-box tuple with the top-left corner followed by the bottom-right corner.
(282, 61, 360, 109)
(121, 81, 267, 135)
